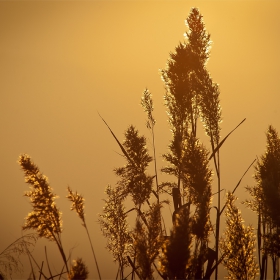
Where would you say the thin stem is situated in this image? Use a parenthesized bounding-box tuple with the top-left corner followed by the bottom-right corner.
(84, 223, 102, 280)
(58, 263, 65, 280)
(21, 234, 36, 280)
(26, 249, 36, 280)
(39, 261, 44, 280)
(151, 123, 159, 204)
(220, 159, 256, 216)
(45, 246, 53, 280)
(25, 248, 48, 280)
(209, 131, 220, 280)
(215, 149, 220, 280)
(115, 264, 120, 280)
(50, 231, 69, 273)
(258, 212, 263, 280)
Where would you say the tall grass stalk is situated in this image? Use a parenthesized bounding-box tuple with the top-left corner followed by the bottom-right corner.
(18, 154, 69, 273)
(67, 187, 102, 280)
(141, 89, 159, 202)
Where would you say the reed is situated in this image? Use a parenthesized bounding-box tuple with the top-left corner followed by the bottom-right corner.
(220, 192, 258, 280)
(68, 258, 89, 280)
(67, 187, 102, 280)
(18, 154, 69, 274)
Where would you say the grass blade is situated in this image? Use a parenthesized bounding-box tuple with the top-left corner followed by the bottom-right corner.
(209, 118, 246, 160)
(220, 158, 256, 215)
(98, 113, 134, 165)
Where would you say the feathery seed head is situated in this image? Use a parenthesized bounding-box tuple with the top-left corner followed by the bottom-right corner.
(67, 186, 85, 226)
(18, 154, 62, 241)
(68, 258, 89, 280)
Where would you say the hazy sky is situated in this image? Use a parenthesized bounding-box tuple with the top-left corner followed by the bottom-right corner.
(1, 1, 280, 279)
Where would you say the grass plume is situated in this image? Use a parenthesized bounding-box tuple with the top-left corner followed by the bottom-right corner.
(98, 185, 132, 280)
(67, 187, 101, 280)
(68, 258, 89, 280)
(18, 154, 69, 273)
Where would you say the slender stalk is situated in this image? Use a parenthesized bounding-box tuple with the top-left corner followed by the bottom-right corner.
(50, 231, 69, 273)
(127, 255, 140, 280)
(277, 256, 280, 279)
(258, 211, 263, 280)
(151, 123, 159, 204)
(26, 249, 47, 280)
(58, 263, 65, 280)
(67, 186, 102, 279)
(84, 223, 102, 280)
(115, 264, 120, 280)
(215, 150, 221, 280)
(44, 246, 53, 280)
(26, 249, 36, 280)
(209, 131, 221, 280)
(39, 261, 44, 280)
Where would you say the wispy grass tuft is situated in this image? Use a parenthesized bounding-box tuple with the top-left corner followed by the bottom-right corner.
(0, 234, 37, 279)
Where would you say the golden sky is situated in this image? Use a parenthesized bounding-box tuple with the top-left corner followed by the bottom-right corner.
(1, 1, 280, 279)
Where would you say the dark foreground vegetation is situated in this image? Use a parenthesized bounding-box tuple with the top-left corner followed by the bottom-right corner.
(1, 7, 280, 280)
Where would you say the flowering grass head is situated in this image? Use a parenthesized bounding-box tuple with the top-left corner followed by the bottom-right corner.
(18, 154, 62, 241)
(67, 186, 85, 226)
(68, 258, 89, 280)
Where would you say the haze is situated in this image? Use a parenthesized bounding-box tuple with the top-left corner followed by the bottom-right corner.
(1, 1, 280, 279)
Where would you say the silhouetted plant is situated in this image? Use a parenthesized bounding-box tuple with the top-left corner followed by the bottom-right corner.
(9, 6, 268, 280)
(67, 187, 101, 280)
(255, 126, 280, 229)
(185, 137, 212, 279)
(18, 154, 69, 273)
(0, 234, 37, 279)
(114, 125, 154, 207)
(133, 203, 162, 280)
(160, 206, 193, 279)
(99, 6, 261, 280)
(98, 185, 132, 280)
(220, 192, 258, 280)
(68, 258, 89, 280)
(141, 89, 156, 133)
(244, 125, 280, 279)
(141, 89, 160, 202)
(100, 7, 247, 280)
(160, 7, 221, 279)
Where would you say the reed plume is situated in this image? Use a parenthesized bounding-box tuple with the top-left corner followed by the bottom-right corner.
(98, 185, 132, 280)
(220, 192, 258, 280)
(141, 89, 160, 204)
(141, 88, 156, 130)
(114, 125, 153, 207)
(18, 154, 69, 272)
(244, 125, 280, 279)
(133, 203, 162, 280)
(67, 187, 85, 226)
(67, 187, 101, 280)
(68, 258, 88, 280)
